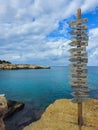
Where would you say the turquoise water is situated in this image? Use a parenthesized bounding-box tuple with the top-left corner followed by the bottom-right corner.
(0, 66, 98, 109)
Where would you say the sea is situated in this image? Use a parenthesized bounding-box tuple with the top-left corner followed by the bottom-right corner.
(0, 66, 98, 130)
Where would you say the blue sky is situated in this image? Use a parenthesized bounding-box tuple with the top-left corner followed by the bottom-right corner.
(0, 0, 98, 66)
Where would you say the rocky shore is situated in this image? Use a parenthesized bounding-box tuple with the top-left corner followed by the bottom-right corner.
(0, 96, 7, 130)
(24, 98, 98, 130)
(0, 63, 50, 70)
(0, 96, 25, 130)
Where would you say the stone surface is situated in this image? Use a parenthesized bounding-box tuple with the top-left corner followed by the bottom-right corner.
(0, 96, 7, 130)
(23, 98, 98, 130)
(4, 100, 25, 118)
(0, 63, 50, 70)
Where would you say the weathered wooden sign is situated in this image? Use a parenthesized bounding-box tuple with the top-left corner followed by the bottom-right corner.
(72, 98, 88, 103)
(69, 42, 88, 46)
(70, 25, 87, 29)
(70, 64, 87, 68)
(72, 86, 90, 92)
(70, 80, 87, 85)
(69, 58, 88, 63)
(70, 75, 87, 79)
(69, 47, 86, 53)
(71, 91, 89, 97)
(70, 69, 88, 73)
(70, 53, 87, 57)
(71, 36, 88, 42)
(69, 30, 87, 35)
(70, 18, 88, 25)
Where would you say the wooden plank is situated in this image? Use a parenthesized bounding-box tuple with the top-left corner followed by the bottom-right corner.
(70, 64, 87, 68)
(69, 30, 87, 35)
(70, 18, 88, 25)
(69, 42, 88, 46)
(71, 92, 89, 97)
(71, 36, 88, 42)
(69, 47, 86, 53)
(70, 69, 88, 74)
(72, 98, 88, 103)
(69, 58, 88, 63)
(70, 53, 87, 57)
(70, 25, 87, 29)
(70, 80, 87, 85)
(71, 86, 90, 92)
(70, 75, 87, 79)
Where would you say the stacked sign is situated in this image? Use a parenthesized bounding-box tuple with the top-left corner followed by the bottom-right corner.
(69, 18, 90, 103)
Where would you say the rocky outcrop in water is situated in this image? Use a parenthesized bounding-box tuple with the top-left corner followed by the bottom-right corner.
(0, 96, 7, 130)
(23, 98, 98, 130)
(4, 100, 25, 119)
(0, 63, 50, 70)
(0, 95, 25, 130)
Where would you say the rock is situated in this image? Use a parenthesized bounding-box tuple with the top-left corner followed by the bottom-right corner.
(0, 63, 50, 70)
(0, 96, 7, 130)
(23, 98, 98, 130)
(4, 100, 24, 119)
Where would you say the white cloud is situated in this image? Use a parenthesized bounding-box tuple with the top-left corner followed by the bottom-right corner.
(88, 28, 98, 50)
(81, 0, 98, 12)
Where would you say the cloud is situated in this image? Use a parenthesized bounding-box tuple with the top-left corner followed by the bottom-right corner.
(0, 0, 98, 65)
(81, 0, 98, 12)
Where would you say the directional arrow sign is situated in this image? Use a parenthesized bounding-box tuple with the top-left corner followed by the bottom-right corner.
(72, 86, 90, 92)
(70, 25, 87, 29)
(69, 58, 88, 63)
(69, 30, 87, 35)
(70, 18, 88, 25)
(80, 88, 90, 92)
(71, 36, 88, 42)
(70, 64, 87, 68)
(71, 91, 89, 97)
(70, 74, 87, 79)
(70, 80, 87, 85)
(70, 69, 88, 74)
(69, 47, 86, 53)
(70, 53, 87, 57)
(69, 42, 88, 46)
(72, 98, 88, 103)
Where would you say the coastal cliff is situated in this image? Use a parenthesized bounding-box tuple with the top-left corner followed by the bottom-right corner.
(23, 98, 98, 130)
(0, 60, 50, 70)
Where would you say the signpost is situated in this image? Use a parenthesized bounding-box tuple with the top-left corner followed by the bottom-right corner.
(69, 8, 89, 129)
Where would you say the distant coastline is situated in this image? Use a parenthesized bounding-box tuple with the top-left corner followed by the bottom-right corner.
(0, 60, 50, 70)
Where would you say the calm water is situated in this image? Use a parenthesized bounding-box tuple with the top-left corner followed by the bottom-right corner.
(0, 66, 98, 109)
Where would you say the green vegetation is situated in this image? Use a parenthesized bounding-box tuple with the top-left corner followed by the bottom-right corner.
(0, 60, 11, 64)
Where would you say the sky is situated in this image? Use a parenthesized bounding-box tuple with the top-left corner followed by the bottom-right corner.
(0, 0, 98, 66)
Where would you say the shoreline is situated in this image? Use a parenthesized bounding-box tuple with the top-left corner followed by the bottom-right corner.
(0, 62, 50, 70)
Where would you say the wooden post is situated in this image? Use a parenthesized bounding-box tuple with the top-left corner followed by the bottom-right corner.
(77, 8, 83, 128)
